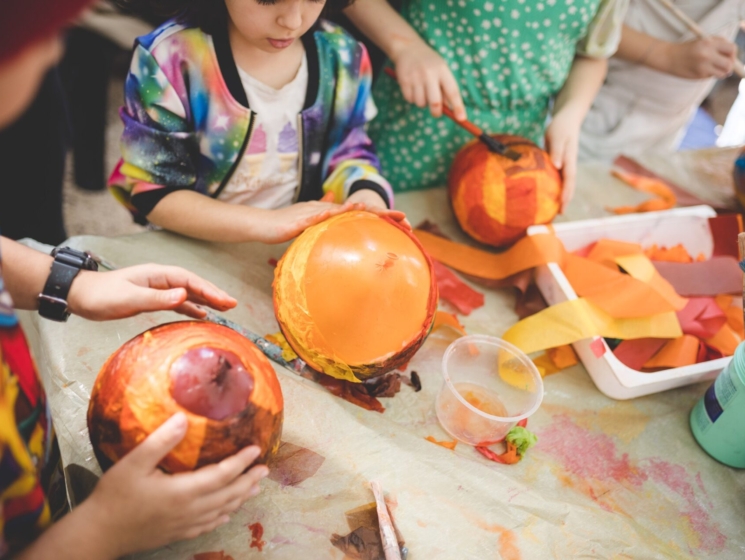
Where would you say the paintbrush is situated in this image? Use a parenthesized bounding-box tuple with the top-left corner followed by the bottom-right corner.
(370, 481, 403, 560)
(655, 0, 745, 79)
(383, 67, 521, 161)
(87, 252, 311, 375)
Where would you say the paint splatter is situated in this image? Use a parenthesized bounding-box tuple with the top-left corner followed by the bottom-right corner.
(249, 523, 266, 552)
(192, 552, 234, 560)
(268, 442, 325, 487)
(538, 415, 726, 554)
(540, 415, 647, 487)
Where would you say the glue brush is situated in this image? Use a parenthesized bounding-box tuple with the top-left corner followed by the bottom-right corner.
(383, 67, 521, 161)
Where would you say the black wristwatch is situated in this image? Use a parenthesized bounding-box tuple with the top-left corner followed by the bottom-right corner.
(38, 247, 99, 322)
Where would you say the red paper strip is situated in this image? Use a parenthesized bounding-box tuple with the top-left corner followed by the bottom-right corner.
(653, 257, 742, 297)
(432, 260, 485, 315)
(613, 338, 668, 371)
(708, 214, 744, 259)
(676, 298, 727, 339)
(589, 338, 606, 358)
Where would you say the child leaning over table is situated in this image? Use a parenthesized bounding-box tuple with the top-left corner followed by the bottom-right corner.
(343, 0, 629, 208)
(1, 2, 270, 557)
(109, 0, 407, 243)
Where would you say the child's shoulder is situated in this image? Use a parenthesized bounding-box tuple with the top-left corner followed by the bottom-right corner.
(312, 19, 365, 53)
(135, 18, 209, 54)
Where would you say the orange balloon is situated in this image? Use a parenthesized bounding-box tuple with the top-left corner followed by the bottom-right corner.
(449, 134, 562, 247)
(273, 211, 437, 382)
(88, 321, 283, 473)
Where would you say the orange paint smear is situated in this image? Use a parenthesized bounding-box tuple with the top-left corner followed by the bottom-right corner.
(248, 522, 266, 552)
(425, 436, 458, 450)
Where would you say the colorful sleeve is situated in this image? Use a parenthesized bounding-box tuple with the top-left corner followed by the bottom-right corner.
(107, 43, 199, 223)
(321, 42, 394, 208)
(576, 0, 630, 58)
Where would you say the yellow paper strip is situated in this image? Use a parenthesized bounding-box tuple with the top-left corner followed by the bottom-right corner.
(502, 298, 682, 355)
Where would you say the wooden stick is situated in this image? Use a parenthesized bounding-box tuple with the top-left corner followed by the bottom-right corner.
(738, 233, 745, 330)
(656, 0, 745, 78)
(370, 481, 402, 560)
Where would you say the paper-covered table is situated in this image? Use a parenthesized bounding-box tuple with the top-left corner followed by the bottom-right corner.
(18, 149, 745, 559)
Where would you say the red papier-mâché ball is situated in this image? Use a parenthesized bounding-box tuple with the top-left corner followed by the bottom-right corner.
(87, 321, 283, 473)
(449, 134, 563, 247)
(273, 211, 438, 383)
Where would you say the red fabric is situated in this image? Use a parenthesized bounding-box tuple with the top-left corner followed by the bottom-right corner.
(1, 0, 94, 65)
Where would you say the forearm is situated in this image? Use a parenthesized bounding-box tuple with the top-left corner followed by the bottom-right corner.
(16, 500, 117, 560)
(146, 190, 266, 243)
(615, 25, 673, 73)
(0, 237, 53, 310)
(553, 55, 607, 122)
(344, 0, 427, 61)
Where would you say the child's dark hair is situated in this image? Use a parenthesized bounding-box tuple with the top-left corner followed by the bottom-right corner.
(115, 0, 356, 34)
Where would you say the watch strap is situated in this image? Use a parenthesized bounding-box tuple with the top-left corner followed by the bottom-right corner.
(38, 248, 98, 322)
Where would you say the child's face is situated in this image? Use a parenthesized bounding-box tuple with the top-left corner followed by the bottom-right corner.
(226, 0, 327, 53)
(0, 36, 62, 129)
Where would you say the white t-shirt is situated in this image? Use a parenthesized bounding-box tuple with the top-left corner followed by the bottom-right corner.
(219, 55, 308, 208)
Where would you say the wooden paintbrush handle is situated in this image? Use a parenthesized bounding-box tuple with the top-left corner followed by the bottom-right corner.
(656, 0, 745, 78)
(370, 481, 402, 560)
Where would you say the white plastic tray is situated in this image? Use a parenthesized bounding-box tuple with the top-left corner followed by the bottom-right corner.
(527, 206, 731, 399)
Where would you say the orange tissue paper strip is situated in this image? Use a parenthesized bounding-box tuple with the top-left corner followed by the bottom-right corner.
(414, 230, 564, 280)
(609, 170, 677, 214)
(432, 310, 468, 337)
(643, 335, 700, 370)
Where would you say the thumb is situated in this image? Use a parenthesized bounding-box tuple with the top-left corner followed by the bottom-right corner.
(547, 135, 564, 170)
(320, 191, 336, 203)
(122, 412, 188, 472)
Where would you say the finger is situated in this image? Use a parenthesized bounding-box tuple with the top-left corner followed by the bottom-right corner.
(195, 465, 269, 513)
(710, 57, 733, 77)
(320, 191, 336, 203)
(441, 73, 466, 121)
(121, 413, 188, 472)
(560, 141, 577, 213)
(425, 76, 443, 118)
(412, 83, 426, 108)
(546, 133, 564, 170)
(400, 81, 414, 105)
(178, 446, 262, 495)
(173, 301, 208, 319)
(181, 515, 231, 541)
(143, 266, 237, 312)
(114, 285, 188, 317)
(713, 38, 737, 57)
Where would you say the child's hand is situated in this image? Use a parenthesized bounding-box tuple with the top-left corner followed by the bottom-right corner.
(346, 189, 411, 230)
(67, 265, 237, 321)
(661, 37, 737, 79)
(544, 109, 582, 213)
(390, 40, 466, 121)
(254, 199, 365, 243)
(82, 413, 269, 557)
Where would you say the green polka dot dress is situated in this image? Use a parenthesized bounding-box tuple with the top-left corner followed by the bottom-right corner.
(369, 0, 621, 191)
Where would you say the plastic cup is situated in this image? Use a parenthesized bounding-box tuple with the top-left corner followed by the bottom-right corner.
(436, 335, 544, 446)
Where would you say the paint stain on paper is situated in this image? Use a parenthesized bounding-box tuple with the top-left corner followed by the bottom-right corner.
(192, 552, 234, 560)
(248, 522, 266, 552)
(538, 415, 726, 554)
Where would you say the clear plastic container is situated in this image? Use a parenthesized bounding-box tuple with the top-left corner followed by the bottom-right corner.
(436, 335, 544, 446)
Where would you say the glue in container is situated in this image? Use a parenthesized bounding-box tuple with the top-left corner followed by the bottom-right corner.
(690, 342, 745, 468)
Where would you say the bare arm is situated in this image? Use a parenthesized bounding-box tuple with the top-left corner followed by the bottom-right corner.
(344, 0, 466, 119)
(545, 56, 608, 210)
(615, 24, 736, 79)
(146, 190, 361, 244)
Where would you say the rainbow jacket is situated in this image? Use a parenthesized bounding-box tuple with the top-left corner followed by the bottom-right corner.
(108, 18, 393, 223)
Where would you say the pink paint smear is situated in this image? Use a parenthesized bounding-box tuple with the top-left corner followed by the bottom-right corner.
(539, 415, 726, 554)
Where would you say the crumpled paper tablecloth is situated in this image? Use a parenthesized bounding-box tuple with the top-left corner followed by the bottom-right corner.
(17, 149, 745, 559)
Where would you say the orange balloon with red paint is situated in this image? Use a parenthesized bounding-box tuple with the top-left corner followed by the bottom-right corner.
(273, 211, 438, 383)
(87, 321, 283, 473)
(449, 134, 563, 247)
